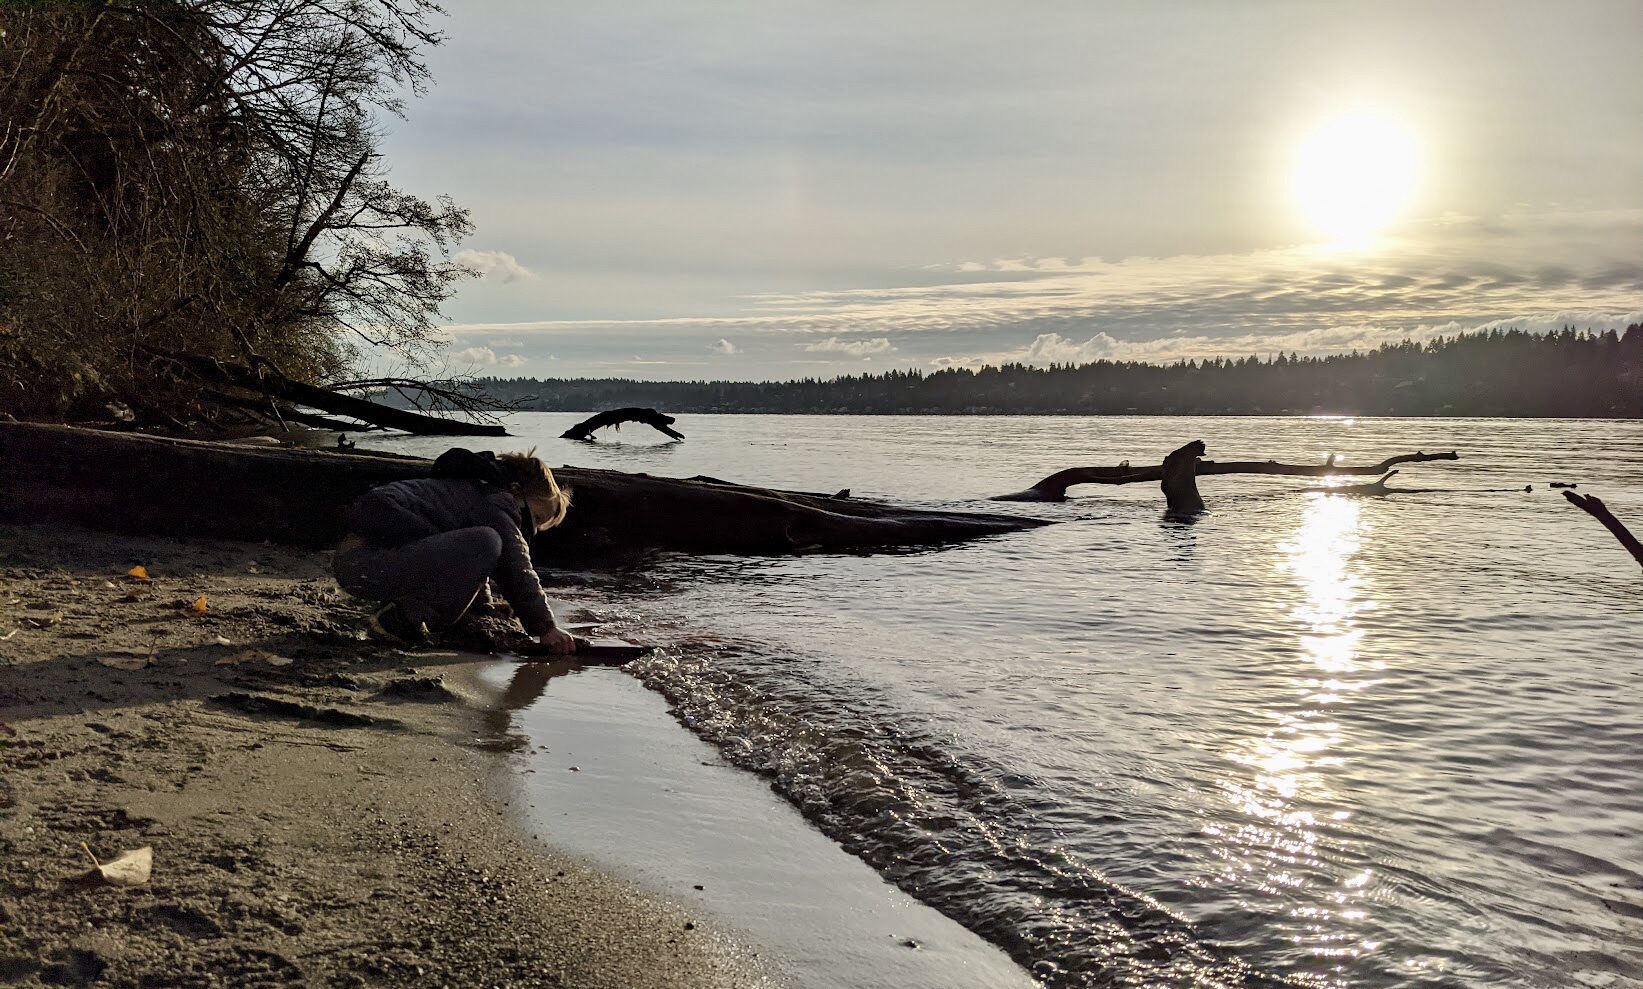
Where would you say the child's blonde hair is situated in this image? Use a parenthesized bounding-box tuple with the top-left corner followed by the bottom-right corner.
(497, 449, 570, 530)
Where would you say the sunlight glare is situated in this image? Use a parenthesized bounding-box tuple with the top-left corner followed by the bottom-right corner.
(1291, 107, 1421, 243)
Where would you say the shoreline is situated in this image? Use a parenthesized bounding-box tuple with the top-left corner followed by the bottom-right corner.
(1, 521, 1035, 989)
(0, 524, 768, 988)
(471, 662, 1037, 989)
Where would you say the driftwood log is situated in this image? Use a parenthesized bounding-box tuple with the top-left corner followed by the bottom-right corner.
(0, 423, 1044, 555)
(561, 408, 684, 442)
(1564, 491, 1643, 568)
(1300, 470, 1401, 495)
(994, 449, 1460, 502)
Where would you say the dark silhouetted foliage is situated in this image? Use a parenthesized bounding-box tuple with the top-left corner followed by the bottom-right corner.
(474, 326, 1643, 418)
(0, 1, 470, 422)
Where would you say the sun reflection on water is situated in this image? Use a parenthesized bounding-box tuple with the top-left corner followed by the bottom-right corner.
(1209, 493, 1386, 981)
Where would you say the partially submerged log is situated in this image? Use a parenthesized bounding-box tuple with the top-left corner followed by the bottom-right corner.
(1300, 470, 1399, 495)
(994, 449, 1460, 501)
(0, 423, 1045, 554)
(1564, 491, 1643, 569)
(561, 407, 684, 442)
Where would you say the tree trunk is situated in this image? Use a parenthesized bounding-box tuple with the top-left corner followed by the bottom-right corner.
(154, 351, 509, 436)
(204, 390, 374, 432)
(561, 407, 684, 441)
(994, 450, 1460, 501)
(0, 423, 1046, 554)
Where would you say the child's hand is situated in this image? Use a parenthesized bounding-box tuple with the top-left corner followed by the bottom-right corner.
(538, 628, 577, 654)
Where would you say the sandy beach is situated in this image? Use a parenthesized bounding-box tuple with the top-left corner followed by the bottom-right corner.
(0, 523, 769, 988)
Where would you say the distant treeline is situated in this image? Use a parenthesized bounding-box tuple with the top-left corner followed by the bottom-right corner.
(475, 326, 1642, 418)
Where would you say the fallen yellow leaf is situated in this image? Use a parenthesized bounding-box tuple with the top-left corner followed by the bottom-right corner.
(214, 648, 293, 667)
(127, 566, 149, 580)
(190, 594, 208, 614)
(98, 654, 151, 671)
(78, 844, 152, 887)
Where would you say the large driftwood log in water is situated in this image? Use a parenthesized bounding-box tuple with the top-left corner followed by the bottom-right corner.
(994, 449, 1460, 501)
(1564, 491, 1643, 569)
(0, 423, 1044, 554)
(561, 407, 684, 442)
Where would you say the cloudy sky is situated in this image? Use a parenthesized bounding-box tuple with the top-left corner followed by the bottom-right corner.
(379, 0, 1643, 380)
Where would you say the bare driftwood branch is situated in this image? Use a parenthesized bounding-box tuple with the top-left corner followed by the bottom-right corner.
(204, 390, 374, 432)
(328, 377, 516, 424)
(1564, 491, 1643, 568)
(1301, 470, 1399, 495)
(561, 407, 685, 442)
(152, 351, 508, 436)
(994, 450, 1460, 501)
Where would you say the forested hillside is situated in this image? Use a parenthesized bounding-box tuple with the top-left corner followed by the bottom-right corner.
(477, 326, 1643, 417)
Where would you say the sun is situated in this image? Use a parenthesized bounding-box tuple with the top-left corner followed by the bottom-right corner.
(1290, 107, 1421, 243)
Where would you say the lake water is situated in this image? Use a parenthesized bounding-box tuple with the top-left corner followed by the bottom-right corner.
(363, 414, 1643, 989)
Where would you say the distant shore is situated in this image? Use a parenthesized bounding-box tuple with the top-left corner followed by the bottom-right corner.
(439, 324, 1643, 421)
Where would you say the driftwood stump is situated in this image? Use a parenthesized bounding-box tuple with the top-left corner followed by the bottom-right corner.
(1161, 440, 1206, 516)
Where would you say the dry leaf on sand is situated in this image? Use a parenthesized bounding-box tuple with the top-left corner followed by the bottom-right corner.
(214, 649, 293, 668)
(98, 656, 150, 671)
(98, 651, 152, 671)
(73, 844, 152, 887)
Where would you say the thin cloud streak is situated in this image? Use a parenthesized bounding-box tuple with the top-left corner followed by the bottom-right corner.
(439, 209, 1642, 369)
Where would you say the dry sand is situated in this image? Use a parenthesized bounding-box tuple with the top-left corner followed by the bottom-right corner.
(0, 524, 769, 988)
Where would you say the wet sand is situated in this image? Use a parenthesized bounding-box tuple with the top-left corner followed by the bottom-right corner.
(473, 664, 1038, 989)
(0, 522, 1036, 988)
(0, 524, 767, 988)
